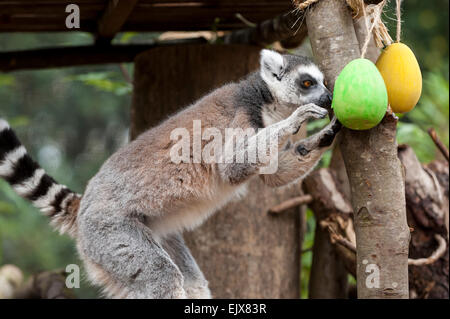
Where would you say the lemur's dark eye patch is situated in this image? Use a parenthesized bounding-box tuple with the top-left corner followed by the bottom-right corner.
(297, 74, 316, 89)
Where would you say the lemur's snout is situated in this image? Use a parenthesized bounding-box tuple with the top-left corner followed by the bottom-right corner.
(318, 89, 332, 109)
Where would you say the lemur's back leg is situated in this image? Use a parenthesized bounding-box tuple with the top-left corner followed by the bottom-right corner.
(77, 212, 186, 299)
(161, 233, 211, 299)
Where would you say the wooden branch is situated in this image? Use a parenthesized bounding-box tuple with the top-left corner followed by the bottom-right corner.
(221, 11, 308, 48)
(398, 145, 447, 231)
(119, 64, 132, 84)
(303, 168, 353, 297)
(428, 128, 449, 162)
(398, 144, 449, 298)
(0, 38, 207, 72)
(321, 226, 446, 267)
(307, 0, 409, 299)
(96, 0, 139, 44)
(321, 220, 446, 266)
(303, 169, 353, 218)
(323, 225, 356, 253)
(12, 270, 75, 299)
(268, 194, 312, 214)
(335, 238, 355, 253)
(408, 234, 447, 266)
(294, 0, 384, 6)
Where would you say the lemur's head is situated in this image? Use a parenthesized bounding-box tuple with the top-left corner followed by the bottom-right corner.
(259, 49, 332, 109)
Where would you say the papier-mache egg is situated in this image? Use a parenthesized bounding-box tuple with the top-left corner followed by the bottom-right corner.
(376, 42, 422, 113)
(332, 58, 388, 130)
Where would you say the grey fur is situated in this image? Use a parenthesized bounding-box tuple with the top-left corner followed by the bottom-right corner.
(233, 72, 274, 128)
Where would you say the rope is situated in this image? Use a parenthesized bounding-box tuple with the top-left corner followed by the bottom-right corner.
(293, 0, 320, 11)
(396, 0, 403, 42)
(360, 0, 387, 58)
(292, 0, 393, 48)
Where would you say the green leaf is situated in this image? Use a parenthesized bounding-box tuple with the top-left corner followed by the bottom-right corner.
(8, 116, 30, 127)
(0, 201, 15, 215)
(0, 74, 15, 87)
(397, 67, 449, 162)
(65, 72, 132, 96)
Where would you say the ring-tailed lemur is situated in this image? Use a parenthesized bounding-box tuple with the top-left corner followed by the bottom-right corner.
(0, 49, 341, 299)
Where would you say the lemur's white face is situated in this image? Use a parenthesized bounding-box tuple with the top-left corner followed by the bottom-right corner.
(259, 49, 332, 109)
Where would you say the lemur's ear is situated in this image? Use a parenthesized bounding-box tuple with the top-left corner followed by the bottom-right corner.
(260, 49, 285, 81)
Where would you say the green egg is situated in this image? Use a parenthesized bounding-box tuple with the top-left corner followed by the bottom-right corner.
(332, 58, 388, 130)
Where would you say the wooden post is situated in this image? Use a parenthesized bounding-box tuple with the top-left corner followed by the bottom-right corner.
(306, 0, 410, 298)
(130, 44, 306, 298)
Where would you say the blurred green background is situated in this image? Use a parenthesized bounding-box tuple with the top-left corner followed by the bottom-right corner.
(0, 0, 448, 298)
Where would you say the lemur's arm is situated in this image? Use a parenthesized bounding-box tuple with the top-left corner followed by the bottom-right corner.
(218, 103, 329, 185)
(259, 117, 341, 188)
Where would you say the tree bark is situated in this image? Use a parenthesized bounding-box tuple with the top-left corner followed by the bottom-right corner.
(130, 44, 306, 298)
(306, 0, 410, 298)
(398, 145, 449, 299)
(303, 146, 449, 299)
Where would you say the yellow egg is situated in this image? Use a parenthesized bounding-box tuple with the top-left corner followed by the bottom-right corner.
(376, 43, 422, 113)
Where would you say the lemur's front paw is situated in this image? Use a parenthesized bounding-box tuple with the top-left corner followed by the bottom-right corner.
(329, 116, 342, 133)
(318, 117, 342, 147)
(288, 103, 328, 134)
(297, 103, 329, 120)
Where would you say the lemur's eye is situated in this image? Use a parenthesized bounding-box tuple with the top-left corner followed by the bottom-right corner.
(302, 80, 313, 88)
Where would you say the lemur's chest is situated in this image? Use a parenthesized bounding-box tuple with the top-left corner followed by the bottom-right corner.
(262, 104, 293, 127)
(149, 181, 249, 239)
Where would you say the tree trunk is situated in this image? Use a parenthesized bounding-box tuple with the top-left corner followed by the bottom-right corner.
(130, 44, 306, 298)
(306, 0, 410, 298)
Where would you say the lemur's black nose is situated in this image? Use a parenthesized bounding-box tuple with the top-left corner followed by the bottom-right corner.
(319, 89, 333, 109)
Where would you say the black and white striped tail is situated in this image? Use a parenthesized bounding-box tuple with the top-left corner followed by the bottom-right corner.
(0, 118, 80, 237)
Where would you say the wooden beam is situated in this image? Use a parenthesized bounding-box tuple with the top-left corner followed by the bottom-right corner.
(0, 38, 207, 72)
(221, 11, 308, 47)
(96, 0, 139, 44)
(0, 9, 312, 73)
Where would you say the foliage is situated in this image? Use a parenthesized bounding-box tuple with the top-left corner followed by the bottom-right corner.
(300, 209, 316, 299)
(398, 68, 449, 162)
(65, 72, 132, 96)
(0, 33, 131, 298)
